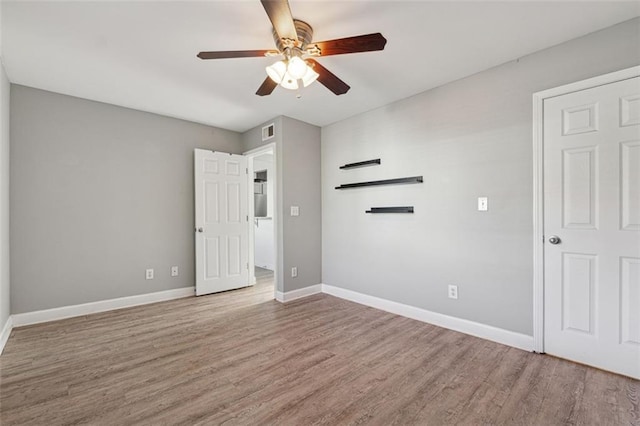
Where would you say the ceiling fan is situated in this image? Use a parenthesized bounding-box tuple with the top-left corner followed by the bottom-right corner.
(197, 0, 387, 96)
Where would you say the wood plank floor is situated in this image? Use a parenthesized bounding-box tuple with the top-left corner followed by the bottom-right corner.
(1, 275, 638, 425)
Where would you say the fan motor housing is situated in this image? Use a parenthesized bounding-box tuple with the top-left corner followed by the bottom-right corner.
(273, 19, 314, 51)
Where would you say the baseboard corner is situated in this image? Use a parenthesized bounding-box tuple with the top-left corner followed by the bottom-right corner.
(0, 315, 13, 355)
(276, 284, 323, 303)
(321, 284, 533, 352)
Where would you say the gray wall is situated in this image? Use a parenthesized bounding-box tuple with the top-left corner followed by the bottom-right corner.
(322, 18, 640, 336)
(242, 116, 322, 293)
(0, 62, 10, 329)
(10, 86, 242, 314)
(281, 117, 321, 292)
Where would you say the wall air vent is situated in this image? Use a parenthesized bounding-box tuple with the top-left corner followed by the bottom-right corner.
(262, 123, 275, 141)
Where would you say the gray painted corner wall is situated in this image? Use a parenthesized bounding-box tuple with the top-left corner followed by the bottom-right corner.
(281, 116, 321, 292)
(321, 18, 640, 336)
(0, 62, 10, 329)
(10, 85, 242, 314)
(242, 116, 321, 293)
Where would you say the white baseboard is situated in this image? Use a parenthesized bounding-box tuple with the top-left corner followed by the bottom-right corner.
(0, 315, 13, 355)
(321, 284, 534, 352)
(12, 287, 195, 327)
(273, 283, 533, 352)
(5, 283, 533, 355)
(275, 284, 323, 303)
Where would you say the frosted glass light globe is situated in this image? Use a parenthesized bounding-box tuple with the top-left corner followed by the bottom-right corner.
(287, 56, 308, 80)
(301, 66, 319, 87)
(266, 61, 286, 84)
(280, 72, 298, 90)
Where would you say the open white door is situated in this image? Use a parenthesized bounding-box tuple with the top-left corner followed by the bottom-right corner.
(543, 76, 640, 378)
(195, 149, 249, 296)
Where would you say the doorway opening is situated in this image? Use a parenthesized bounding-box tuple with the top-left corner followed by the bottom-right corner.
(245, 144, 277, 299)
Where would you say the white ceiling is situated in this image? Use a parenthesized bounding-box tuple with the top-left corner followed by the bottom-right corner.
(2, 1, 639, 132)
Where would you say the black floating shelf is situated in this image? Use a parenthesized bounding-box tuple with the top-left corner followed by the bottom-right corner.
(339, 159, 381, 169)
(335, 176, 423, 190)
(366, 206, 414, 214)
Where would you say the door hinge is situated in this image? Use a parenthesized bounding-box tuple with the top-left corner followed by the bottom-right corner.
(246, 215, 249, 222)
(246, 168, 248, 174)
(246, 262, 249, 270)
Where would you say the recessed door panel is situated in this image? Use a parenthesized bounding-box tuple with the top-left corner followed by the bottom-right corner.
(621, 140, 640, 230)
(620, 257, 640, 346)
(562, 103, 598, 135)
(227, 235, 241, 277)
(226, 160, 240, 176)
(204, 158, 219, 174)
(620, 94, 640, 127)
(562, 253, 597, 335)
(226, 182, 241, 223)
(205, 237, 220, 279)
(204, 181, 219, 224)
(562, 147, 597, 229)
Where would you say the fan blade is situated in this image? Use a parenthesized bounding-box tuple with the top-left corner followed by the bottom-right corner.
(307, 33, 387, 57)
(307, 59, 350, 95)
(261, 0, 298, 42)
(256, 77, 278, 96)
(197, 50, 274, 60)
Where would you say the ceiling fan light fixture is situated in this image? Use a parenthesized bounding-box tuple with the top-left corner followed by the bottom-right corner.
(280, 72, 299, 90)
(266, 58, 317, 91)
(301, 64, 319, 87)
(287, 56, 308, 80)
(197, 1, 387, 97)
(266, 60, 287, 84)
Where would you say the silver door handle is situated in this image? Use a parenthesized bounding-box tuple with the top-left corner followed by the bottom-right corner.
(196, 227, 203, 233)
(548, 235, 561, 245)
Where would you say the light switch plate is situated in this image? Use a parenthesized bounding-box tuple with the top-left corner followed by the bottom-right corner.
(478, 197, 488, 211)
(290, 206, 300, 216)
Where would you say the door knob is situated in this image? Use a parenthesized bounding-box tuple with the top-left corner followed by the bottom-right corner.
(548, 235, 561, 245)
(197, 227, 203, 233)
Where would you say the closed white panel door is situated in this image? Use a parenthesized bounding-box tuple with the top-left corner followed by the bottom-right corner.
(195, 149, 249, 296)
(544, 76, 640, 378)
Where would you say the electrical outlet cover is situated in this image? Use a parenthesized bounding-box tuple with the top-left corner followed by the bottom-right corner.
(448, 285, 458, 299)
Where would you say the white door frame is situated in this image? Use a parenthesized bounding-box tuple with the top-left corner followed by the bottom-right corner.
(244, 143, 278, 300)
(532, 65, 640, 353)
